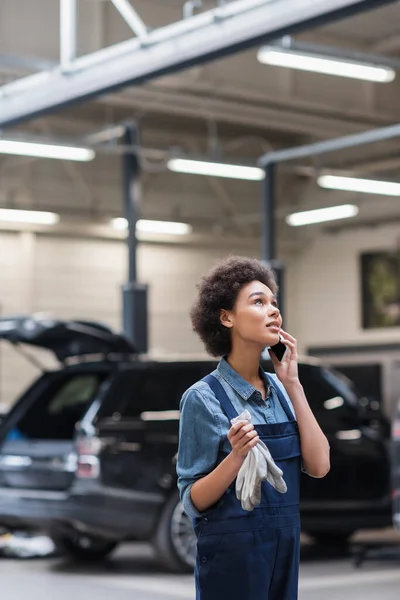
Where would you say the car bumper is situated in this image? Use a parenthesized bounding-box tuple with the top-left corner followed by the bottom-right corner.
(0, 483, 164, 540)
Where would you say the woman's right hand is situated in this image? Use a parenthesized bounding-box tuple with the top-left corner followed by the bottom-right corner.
(228, 421, 259, 461)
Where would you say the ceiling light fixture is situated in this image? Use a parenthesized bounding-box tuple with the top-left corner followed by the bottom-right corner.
(0, 209, 60, 225)
(318, 174, 400, 196)
(167, 158, 264, 181)
(286, 204, 359, 226)
(111, 218, 192, 236)
(257, 47, 395, 83)
(0, 139, 95, 162)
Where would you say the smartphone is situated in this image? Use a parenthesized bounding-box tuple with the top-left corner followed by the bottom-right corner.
(269, 338, 287, 362)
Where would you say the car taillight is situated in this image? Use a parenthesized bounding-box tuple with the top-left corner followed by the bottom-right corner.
(76, 436, 101, 479)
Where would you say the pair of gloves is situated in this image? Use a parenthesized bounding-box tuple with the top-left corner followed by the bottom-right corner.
(231, 410, 287, 511)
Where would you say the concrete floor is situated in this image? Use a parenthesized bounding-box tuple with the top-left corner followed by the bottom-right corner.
(2, 537, 400, 600)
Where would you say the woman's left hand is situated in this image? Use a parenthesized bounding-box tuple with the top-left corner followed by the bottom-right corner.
(268, 330, 300, 386)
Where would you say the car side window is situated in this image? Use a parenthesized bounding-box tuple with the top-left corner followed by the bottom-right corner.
(119, 371, 179, 418)
(104, 364, 209, 421)
(299, 365, 356, 433)
(48, 376, 100, 414)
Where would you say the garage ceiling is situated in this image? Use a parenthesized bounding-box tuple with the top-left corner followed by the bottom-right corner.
(1, 0, 400, 251)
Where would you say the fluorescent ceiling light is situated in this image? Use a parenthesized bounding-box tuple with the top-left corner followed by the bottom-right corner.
(318, 175, 400, 196)
(168, 158, 264, 181)
(137, 219, 192, 235)
(257, 47, 395, 83)
(0, 209, 60, 225)
(286, 204, 358, 226)
(111, 218, 192, 235)
(0, 139, 95, 161)
(112, 217, 130, 231)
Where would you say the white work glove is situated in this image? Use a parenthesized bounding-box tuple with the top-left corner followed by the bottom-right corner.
(231, 410, 287, 512)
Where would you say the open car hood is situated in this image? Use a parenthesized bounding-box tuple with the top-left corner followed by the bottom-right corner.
(0, 315, 136, 361)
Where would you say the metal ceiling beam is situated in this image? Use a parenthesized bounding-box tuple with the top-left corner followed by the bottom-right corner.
(110, 0, 148, 39)
(99, 85, 389, 139)
(0, 0, 392, 128)
(259, 121, 400, 166)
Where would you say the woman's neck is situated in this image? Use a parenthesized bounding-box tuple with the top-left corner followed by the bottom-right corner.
(226, 346, 263, 387)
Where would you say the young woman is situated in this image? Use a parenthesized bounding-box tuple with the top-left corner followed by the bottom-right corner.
(177, 256, 330, 600)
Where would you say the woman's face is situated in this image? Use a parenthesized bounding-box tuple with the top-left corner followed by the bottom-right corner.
(221, 280, 282, 348)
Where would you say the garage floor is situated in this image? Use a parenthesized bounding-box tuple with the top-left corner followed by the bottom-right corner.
(2, 537, 400, 600)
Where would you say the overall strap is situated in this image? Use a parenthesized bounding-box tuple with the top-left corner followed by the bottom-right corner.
(202, 374, 239, 422)
(266, 373, 295, 422)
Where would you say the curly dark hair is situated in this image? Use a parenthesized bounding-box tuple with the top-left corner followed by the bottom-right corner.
(190, 255, 278, 357)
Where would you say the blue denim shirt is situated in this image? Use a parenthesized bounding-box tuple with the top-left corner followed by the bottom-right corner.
(177, 357, 296, 519)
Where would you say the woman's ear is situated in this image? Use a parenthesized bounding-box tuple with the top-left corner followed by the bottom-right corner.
(220, 309, 233, 329)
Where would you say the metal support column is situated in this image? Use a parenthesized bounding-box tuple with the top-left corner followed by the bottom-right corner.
(262, 163, 285, 319)
(262, 163, 275, 263)
(60, 0, 77, 71)
(121, 122, 148, 353)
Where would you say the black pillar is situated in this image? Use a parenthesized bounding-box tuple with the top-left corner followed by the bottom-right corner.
(261, 162, 285, 320)
(121, 122, 148, 353)
(262, 162, 275, 263)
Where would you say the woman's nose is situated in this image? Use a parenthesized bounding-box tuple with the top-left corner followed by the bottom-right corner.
(268, 305, 280, 317)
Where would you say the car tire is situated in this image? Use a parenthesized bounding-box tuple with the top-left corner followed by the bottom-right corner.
(153, 491, 196, 573)
(52, 533, 118, 562)
(309, 531, 353, 547)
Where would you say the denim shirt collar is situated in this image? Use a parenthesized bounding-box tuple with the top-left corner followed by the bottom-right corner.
(217, 356, 270, 402)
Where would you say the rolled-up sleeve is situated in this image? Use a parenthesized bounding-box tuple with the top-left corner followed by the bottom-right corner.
(177, 386, 222, 519)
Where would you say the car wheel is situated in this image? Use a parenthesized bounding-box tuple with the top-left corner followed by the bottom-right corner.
(153, 491, 196, 573)
(52, 533, 118, 562)
(309, 531, 353, 547)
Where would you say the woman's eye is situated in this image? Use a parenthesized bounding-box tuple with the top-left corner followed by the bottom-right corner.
(254, 298, 263, 305)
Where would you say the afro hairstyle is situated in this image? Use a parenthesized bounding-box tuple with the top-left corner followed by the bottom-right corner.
(190, 255, 278, 357)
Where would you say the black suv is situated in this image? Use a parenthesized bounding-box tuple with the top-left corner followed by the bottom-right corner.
(0, 316, 392, 572)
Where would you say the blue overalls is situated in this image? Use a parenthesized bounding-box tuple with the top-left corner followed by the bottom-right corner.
(193, 373, 302, 600)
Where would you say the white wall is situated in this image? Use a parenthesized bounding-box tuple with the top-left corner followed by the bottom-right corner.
(285, 224, 400, 415)
(291, 223, 400, 351)
(0, 231, 258, 409)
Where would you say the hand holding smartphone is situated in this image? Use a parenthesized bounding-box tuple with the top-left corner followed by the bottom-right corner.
(269, 338, 288, 362)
